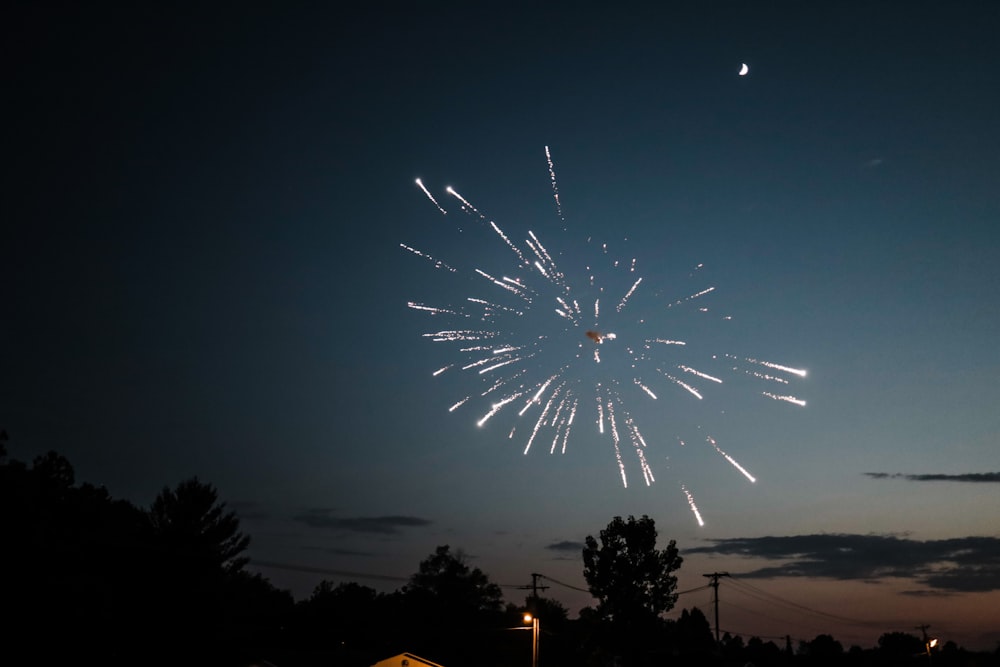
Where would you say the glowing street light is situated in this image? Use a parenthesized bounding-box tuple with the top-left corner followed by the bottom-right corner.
(523, 613, 539, 667)
(917, 624, 937, 666)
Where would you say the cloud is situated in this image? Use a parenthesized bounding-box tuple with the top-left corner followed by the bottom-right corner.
(686, 534, 1000, 593)
(546, 540, 585, 552)
(293, 510, 432, 534)
(865, 472, 1000, 483)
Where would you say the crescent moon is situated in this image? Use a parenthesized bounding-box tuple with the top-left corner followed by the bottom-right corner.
(739, 63, 749, 76)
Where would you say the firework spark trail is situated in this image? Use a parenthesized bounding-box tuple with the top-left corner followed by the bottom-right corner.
(525, 386, 565, 454)
(467, 298, 524, 316)
(741, 356, 808, 378)
(679, 366, 723, 383)
(742, 370, 790, 384)
(550, 395, 569, 431)
(682, 485, 705, 526)
(475, 269, 531, 299)
(596, 394, 605, 434)
(433, 365, 453, 376)
(725, 354, 808, 401)
(408, 302, 465, 316)
(635, 379, 658, 400)
(605, 397, 628, 488)
(549, 395, 578, 454)
(637, 448, 654, 485)
(445, 186, 484, 218)
(415, 178, 447, 215)
(659, 370, 703, 400)
(623, 413, 654, 485)
(525, 231, 569, 290)
(479, 356, 530, 374)
(463, 354, 514, 371)
(400, 243, 458, 272)
(648, 339, 686, 346)
(449, 397, 470, 411)
(481, 372, 519, 397)
(478, 391, 526, 427)
(489, 220, 531, 266)
(519, 374, 559, 416)
(617, 277, 643, 312)
(555, 296, 579, 322)
(424, 329, 497, 342)
(763, 392, 807, 406)
(707, 436, 756, 483)
(667, 286, 716, 308)
(545, 145, 564, 222)
(558, 398, 578, 453)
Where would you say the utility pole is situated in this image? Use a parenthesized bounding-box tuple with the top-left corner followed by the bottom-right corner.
(529, 573, 549, 603)
(702, 572, 730, 645)
(517, 573, 549, 613)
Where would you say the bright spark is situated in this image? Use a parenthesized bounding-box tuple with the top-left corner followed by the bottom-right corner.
(682, 485, 705, 526)
(617, 277, 642, 312)
(545, 145, 564, 222)
(679, 366, 723, 383)
(763, 392, 807, 406)
(707, 436, 756, 483)
(400, 243, 457, 272)
(415, 178, 447, 215)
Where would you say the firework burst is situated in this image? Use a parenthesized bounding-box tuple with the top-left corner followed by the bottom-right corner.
(403, 148, 807, 524)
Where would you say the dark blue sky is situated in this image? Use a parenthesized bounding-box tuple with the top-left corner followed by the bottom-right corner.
(5, 1, 1000, 650)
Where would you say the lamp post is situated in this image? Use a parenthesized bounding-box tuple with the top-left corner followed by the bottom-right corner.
(523, 613, 539, 667)
(917, 625, 937, 667)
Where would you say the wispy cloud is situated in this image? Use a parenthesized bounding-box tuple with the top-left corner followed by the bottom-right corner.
(546, 540, 585, 552)
(293, 510, 432, 534)
(687, 534, 1000, 592)
(865, 472, 1000, 483)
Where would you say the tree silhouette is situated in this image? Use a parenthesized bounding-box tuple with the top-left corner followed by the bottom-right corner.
(878, 631, 926, 663)
(145, 477, 253, 663)
(407, 544, 503, 615)
(803, 633, 844, 665)
(147, 476, 250, 573)
(582, 515, 683, 623)
(296, 580, 382, 655)
(671, 606, 716, 657)
(402, 545, 505, 665)
(582, 515, 683, 666)
(1, 445, 150, 664)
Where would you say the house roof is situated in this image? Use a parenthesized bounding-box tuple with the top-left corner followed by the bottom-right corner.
(371, 652, 446, 667)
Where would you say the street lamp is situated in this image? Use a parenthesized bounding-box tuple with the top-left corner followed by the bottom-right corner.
(917, 624, 937, 667)
(523, 613, 539, 667)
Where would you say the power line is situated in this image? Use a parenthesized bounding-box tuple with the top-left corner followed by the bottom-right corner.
(677, 583, 712, 596)
(537, 573, 591, 594)
(727, 575, 889, 627)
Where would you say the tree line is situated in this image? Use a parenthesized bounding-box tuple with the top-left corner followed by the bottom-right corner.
(2, 437, 993, 667)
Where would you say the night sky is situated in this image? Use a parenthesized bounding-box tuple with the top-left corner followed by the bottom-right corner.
(5, 2, 1000, 651)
